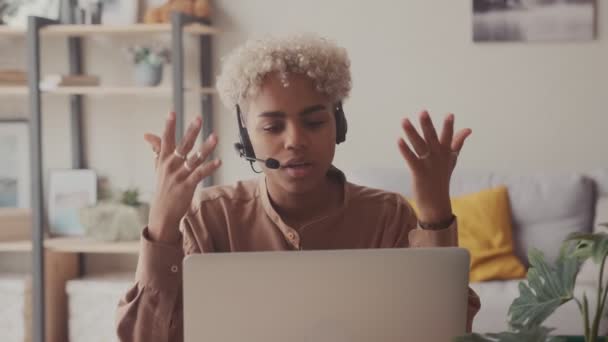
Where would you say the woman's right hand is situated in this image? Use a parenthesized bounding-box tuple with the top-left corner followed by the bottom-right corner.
(144, 112, 221, 245)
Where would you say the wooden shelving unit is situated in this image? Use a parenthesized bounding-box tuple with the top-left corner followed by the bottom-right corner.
(0, 13, 217, 342)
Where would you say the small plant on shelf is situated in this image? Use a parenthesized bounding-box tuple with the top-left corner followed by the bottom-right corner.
(124, 45, 171, 86)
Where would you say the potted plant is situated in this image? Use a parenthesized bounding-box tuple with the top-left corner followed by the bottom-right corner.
(456, 226, 608, 342)
(124, 44, 171, 86)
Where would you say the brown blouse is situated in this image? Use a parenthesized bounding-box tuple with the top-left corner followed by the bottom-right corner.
(116, 168, 480, 341)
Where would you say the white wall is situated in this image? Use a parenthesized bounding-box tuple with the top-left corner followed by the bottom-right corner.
(0, 0, 607, 271)
(212, 0, 608, 185)
(2, 0, 607, 200)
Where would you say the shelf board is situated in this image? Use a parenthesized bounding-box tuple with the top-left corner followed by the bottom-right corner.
(0, 86, 28, 95)
(45, 86, 216, 95)
(0, 237, 141, 253)
(0, 26, 25, 36)
(44, 237, 140, 254)
(0, 86, 216, 96)
(0, 23, 217, 37)
(0, 240, 31, 252)
(43, 23, 217, 36)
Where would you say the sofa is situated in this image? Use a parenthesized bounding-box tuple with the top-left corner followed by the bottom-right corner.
(346, 167, 608, 335)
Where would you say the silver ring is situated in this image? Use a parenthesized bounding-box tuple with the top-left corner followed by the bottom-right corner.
(153, 151, 159, 159)
(419, 152, 430, 160)
(173, 149, 186, 160)
(184, 160, 193, 172)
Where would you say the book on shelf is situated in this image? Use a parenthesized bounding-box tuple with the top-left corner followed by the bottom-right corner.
(0, 69, 26, 86)
(40, 74, 100, 90)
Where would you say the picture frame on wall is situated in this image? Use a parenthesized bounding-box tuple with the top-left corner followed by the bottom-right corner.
(0, 120, 30, 209)
(99, 0, 139, 25)
(48, 169, 97, 237)
(0, 0, 62, 28)
(473, 0, 597, 42)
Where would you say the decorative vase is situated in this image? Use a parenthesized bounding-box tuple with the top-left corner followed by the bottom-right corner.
(80, 202, 149, 242)
(134, 62, 163, 87)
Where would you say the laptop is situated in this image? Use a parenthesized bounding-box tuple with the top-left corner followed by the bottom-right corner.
(183, 247, 470, 342)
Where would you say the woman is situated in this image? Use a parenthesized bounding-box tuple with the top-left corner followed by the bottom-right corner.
(116, 33, 480, 342)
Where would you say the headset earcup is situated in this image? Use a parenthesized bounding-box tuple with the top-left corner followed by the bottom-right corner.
(335, 104, 347, 144)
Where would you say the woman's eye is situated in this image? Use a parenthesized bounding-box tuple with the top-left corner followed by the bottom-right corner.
(263, 125, 281, 133)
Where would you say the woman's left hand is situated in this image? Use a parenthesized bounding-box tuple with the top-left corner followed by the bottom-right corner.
(397, 110, 472, 225)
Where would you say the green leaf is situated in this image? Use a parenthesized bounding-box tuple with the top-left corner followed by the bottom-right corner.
(508, 248, 579, 330)
(453, 325, 564, 342)
(583, 293, 590, 338)
(566, 232, 608, 264)
(453, 333, 494, 342)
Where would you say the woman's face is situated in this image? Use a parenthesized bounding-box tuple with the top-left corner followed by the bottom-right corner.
(245, 72, 337, 194)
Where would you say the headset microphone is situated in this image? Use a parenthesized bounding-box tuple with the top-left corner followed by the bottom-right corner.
(233, 143, 281, 170)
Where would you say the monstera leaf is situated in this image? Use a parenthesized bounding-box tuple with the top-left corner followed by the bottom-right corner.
(457, 232, 608, 342)
(567, 231, 608, 264)
(453, 325, 564, 342)
(508, 247, 580, 330)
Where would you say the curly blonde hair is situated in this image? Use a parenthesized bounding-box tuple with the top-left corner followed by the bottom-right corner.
(216, 33, 352, 109)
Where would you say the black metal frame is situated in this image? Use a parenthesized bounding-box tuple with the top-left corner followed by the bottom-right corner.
(25, 13, 214, 342)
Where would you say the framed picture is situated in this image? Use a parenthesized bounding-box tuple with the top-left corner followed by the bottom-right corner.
(0, 0, 62, 28)
(0, 120, 30, 209)
(473, 0, 597, 42)
(48, 169, 97, 236)
(99, 0, 139, 25)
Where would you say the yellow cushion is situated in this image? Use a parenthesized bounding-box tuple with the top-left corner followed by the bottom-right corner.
(408, 186, 526, 282)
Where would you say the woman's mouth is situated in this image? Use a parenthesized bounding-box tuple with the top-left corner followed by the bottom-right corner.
(283, 162, 314, 178)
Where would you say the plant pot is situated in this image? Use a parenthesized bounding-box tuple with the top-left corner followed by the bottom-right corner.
(80, 202, 149, 242)
(134, 62, 163, 87)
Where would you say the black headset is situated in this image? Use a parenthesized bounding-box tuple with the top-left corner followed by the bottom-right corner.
(234, 103, 348, 172)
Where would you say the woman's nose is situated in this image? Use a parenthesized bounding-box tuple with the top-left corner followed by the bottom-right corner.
(284, 123, 308, 150)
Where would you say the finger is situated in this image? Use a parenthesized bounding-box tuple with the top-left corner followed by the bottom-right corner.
(177, 133, 218, 180)
(169, 117, 201, 174)
(419, 110, 440, 149)
(397, 138, 421, 171)
(144, 133, 161, 153)
(451, 128, 472, 152)
(186, 159, 222, 187)
(176, 116, 202, 155)
(401, 118, 428, 157)
(160, 112, 176, 159)
(439, 113, 454, 147)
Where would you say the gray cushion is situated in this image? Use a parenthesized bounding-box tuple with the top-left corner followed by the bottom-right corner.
(587, 168, 608, 196)
(346, 168, 595, 265)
